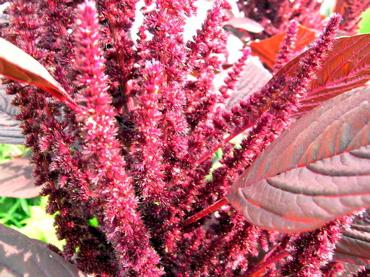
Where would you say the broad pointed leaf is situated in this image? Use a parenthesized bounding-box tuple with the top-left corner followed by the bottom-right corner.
(250, 25, 316, 69)
(0, 86, 24, 144)
(276, 34, 370, 115)
(0, 224, 83, 277)
(227, 88, 370, 233)
(0, 158, 39, 198)
(0, 38, 79, 111)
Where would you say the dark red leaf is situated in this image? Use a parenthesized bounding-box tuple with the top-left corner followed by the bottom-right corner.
(0, 223, 83, 277)
(276, 34, 370, 115)
(0, 86, 24, 144)
(227, 88, 370, 233)
(0, 158, 39, 198)
(250, 25, 316, 69)
(0, 38, 80, 111)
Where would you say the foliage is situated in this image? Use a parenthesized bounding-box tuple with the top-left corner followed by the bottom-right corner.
(359, 8, 370, 34)
(0, 144, 35, 228)
(0, 0, 369, 276)
(0, 195, 40, 228)
(13, 197, 65, 249)
(0, 143, 24, 161)
(0, 144, 62, 248)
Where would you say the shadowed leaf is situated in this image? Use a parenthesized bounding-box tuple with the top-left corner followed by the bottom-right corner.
(227, 88, 370, 233)
(0, 158, 39, 198)
(250, 25, 316, 69)
(0, 38, 79, 111)
(0, 86, 24, 144)
(0, 224, 83, 277)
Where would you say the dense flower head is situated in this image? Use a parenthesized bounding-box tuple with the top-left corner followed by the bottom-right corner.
(1, 0, 366, 276)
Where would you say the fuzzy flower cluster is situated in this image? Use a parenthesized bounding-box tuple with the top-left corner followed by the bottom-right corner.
(1, 0, 363, 276)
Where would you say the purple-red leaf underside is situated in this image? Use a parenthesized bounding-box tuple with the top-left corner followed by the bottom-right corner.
(0, 224, 83, 277)
(0, 158, 39, 198)
(0, 38, 80, 111)
(227, 87, 370, 233)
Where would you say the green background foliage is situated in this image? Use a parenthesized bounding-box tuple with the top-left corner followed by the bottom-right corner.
(359, 9, 370, 34)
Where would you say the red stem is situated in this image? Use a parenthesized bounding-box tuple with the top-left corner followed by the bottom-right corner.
(246, 249, 289, 277)
(183, 197, 229, 226)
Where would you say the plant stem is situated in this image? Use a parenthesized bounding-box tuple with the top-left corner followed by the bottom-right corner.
(183, 197, 229, 225)
(245, 237, 290, 277)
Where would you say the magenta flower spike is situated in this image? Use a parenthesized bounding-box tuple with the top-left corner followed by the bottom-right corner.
(71, 1, 163, 275)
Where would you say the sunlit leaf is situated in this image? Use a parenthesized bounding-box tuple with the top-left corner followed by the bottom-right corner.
(250, 25, 316, 69)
